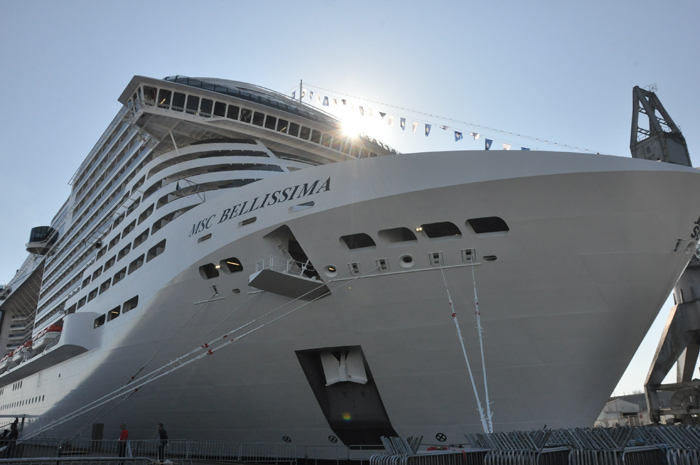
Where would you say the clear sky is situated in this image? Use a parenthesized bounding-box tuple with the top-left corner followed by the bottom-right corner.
(1, 0, 699, 396)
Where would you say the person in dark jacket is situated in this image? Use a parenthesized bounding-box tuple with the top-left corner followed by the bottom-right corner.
(5, 423, 18, 458)
(157, 423, 168, 462)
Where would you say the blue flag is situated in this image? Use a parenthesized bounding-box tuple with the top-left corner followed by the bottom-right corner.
(322, 96, 329, 106)
(455, 131, 463, 141)
(485, 139, 493, 150)
(309, 91, 313, 100)
(521, 147, 530, 151)
(292, 91, 296, 99)
(400, 118, 406, 130)
(425, 124, 431, 137)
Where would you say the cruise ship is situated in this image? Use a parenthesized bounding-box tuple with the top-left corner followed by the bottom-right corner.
(1, 75, 699, 447)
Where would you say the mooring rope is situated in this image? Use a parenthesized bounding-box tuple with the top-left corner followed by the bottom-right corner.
(438, 263, 489, 433)
(470, 262, 493, 432)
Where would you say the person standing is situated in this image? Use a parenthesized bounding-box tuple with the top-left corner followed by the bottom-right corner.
(5, 423, 18, 458)
(157, 423, 168, 462)
(118, 423, 129, 458)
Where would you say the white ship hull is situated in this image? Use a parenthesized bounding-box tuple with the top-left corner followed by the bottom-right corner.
(5, 149, 700, 446)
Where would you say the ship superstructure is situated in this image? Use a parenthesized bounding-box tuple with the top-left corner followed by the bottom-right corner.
(0, 76, 699, 448)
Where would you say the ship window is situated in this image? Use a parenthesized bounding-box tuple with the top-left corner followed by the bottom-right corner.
(143, 180, 163, 197)
(147, 239, 166, 262)
(117, 244, 131, 261)
(186, 95, 200, 114)
(321, 133, 332, 148)
(128, 254, 145, 274)
(138, 205, 154, 225)
(341, 139, 352, 155)
(113, 212, 126, 227)
(172, 92, 186, 111)
(240, 108, 253, 123)
(200, 98, 213, 117)
(97, 246, 107, 259)
(310, 130, 321, 144)
(92, 268, 102, 280)
(123, 220, 136, 237)
(87, 288, 98, 302)
(199, 263, 219, 280)
(157, 89, 171, 109)
(288, 122, 300, 137)
(299, 126, 311, 140)
(277, 119, 288, 133)
(340, 233, 376, 250)
(113, 268, 127, 285)
(107, 306, 120, 322)
(350, 145, 359, 158)
(378, 227, 417, 244)
(214, 101, 226, 117)
(108, 235, 120, 251)
(99, 279, 111, 295)
(421, 222, 462, 239)
(94, 314, 105, 328)
(331, 138, 342, 152)
(220, 258, 243, 274)
(265, 115, 277, 130)
(133, 229, 149, 249)
(143, 86, 157, 106)
(252, 111, 265, 127)
(82, 276, 91, 288)
(104, 256, 116, 272)
(466, 217, 509, 234)
(123, 296, 139, 313)
(239, 217, 257, 227)
(78, 297, 87, 309)
(227, 105, 240, 120)
(133, 176, 145, 192)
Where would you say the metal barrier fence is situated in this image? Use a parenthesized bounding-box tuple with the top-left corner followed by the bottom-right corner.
(0, 458, 156, 465)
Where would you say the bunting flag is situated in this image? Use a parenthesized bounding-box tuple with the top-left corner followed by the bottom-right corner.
(291, 91, 296, 99)
(400, 118, 406, 130)
(368, 108, 374, 118)
(341, 99, 347, 105)
(503, 143, 511, 150)
(379, 112, 386, 119)
(333, 98, 339, 107)
(455, 131, 463, 141)
(322, 96, 329, 106)
(302, 89, 307, 98)
(470, 132, 481, 140)
(309, 91, 313, 100)
(485, 139, 493, 150)
(425, 124, 431, 137)
(412, 121, 418, 134)
(359, 106, 364, 116)
(439, 125, 449, 130)
(521, 147, 530, 151)
(317, 95, 321, 103)
(388, 115, 394, 126)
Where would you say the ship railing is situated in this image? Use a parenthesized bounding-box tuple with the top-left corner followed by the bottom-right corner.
(255, 256, 316, 278)
(0, 458, 156, 465)
(9, 439, 301, 464)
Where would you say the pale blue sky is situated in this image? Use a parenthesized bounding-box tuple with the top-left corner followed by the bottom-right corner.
(1, 0, 699, 396)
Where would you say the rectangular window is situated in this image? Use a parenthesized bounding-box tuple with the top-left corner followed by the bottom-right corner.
(240, 108, 252, 123)
(200, 98, 213, 117)
(331, 137, 342, 151)
(227, 105, 240, 120)
(117, 244, 131, 261)
(128, 254, 145, 274)
(138, 205, 154, 225)
(104, 256, 116, 271)
(214, 102, 226, 117)
(123, 296, 139, 313)
(87, 288, 98, 302)
(113, 268, 127, 285)
(172, 92, 186, 111)
(310, 130, 321, 144)
(276, 119, 289, 133)
(299, 126, 311, 140)
(94, 314, 106, 328)
(99, 279, 111, 295)
(264, 115, 277, 130)
(107, 306, 120, 322)
(252, 112, 265, 126)
(123, 220, 136, 237)
(288, 122, 300, 137)
(133, 229, 149, 249)
(186, 95, 200, 114)
(321, 133, 332, 148)
(92, 268, 102, 280)
(157, 89, 172, 109)
(147, 239, 166, 262)
(143, 86, 157, 106)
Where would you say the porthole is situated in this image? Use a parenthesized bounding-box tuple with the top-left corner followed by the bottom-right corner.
(483, 255, 498, 262)
(399, 254, 415, 269)
(324, 265, 338, 278)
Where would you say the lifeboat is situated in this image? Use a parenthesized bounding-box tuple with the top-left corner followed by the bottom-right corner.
(11, 341, 32, 365)
(0, 353, 12, 373)
(33, 324, 62, 352)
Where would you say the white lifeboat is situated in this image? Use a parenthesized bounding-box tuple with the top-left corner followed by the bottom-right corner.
(33, 324, 62, 352)
(11, 341, 32, 365)
(0, 353, 12, 373)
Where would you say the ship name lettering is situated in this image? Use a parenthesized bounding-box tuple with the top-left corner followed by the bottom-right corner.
(692, 216, 700, 239)
(189, 214, 217, 237)
(216, 177, 331, 227)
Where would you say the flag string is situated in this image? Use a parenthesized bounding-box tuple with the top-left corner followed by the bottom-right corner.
(301, 82, 602, 154)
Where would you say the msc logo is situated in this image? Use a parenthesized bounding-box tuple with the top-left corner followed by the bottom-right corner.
(691, 217, 700, 240)
(189, 214, 216, 237)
